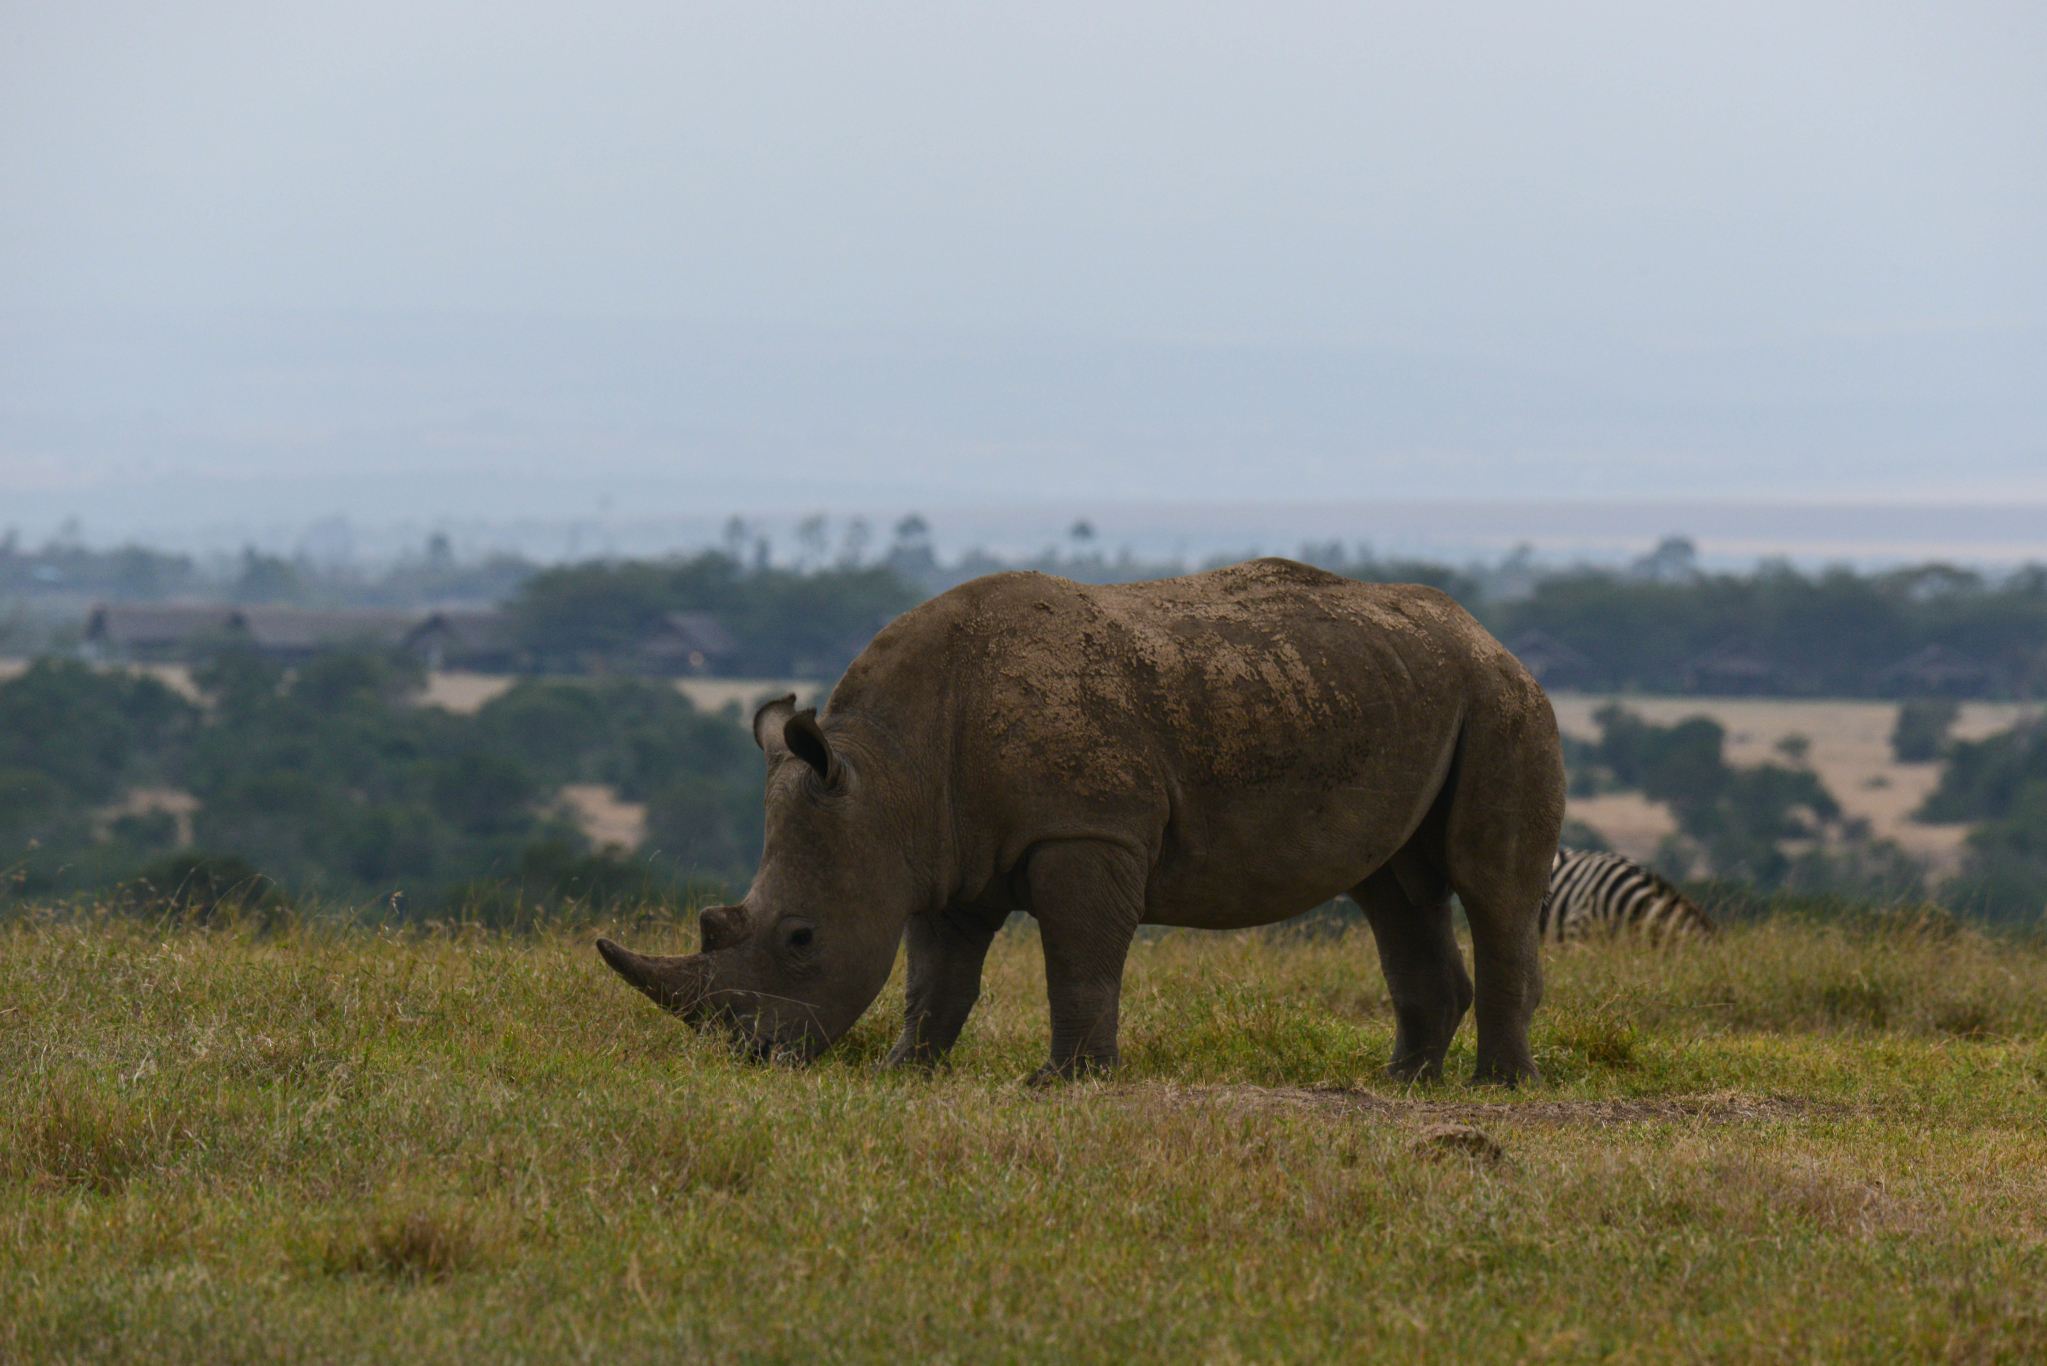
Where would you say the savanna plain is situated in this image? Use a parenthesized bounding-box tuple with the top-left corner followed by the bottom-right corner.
(5, 908, 2046, 1364)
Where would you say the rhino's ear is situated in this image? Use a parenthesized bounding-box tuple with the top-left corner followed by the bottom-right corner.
(752, 694, 799, 753)
(753, 694, 840, 785)
(783, 709, 840, 786)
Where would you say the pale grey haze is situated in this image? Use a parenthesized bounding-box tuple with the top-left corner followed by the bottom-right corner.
(1, 1, 2042, 563)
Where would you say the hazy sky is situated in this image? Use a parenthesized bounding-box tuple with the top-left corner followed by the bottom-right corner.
(2, 1, 2043, 550)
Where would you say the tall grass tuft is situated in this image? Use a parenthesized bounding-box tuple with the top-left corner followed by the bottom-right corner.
(6, 1086, 164, 1193)
(324, 1204, 484, 1282)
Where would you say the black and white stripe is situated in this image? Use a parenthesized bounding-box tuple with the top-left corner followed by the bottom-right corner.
(1540, 849, 1713, 944)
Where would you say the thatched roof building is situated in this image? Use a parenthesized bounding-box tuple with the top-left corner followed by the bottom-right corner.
(1877, 644, 1991, 698)
(89, 604, 424, 664)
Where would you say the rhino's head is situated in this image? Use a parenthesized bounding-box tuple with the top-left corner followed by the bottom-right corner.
(595, 694, 921, 1060)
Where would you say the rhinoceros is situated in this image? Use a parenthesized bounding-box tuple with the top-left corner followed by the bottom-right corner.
(597, 558, 1565, 1083)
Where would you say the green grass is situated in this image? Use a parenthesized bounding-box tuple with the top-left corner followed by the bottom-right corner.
(4, 910, 2047, 1364)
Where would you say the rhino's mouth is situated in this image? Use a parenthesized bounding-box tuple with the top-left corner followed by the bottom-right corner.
(710, 992, 831, 1063)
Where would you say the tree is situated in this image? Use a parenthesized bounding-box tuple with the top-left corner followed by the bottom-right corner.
(1891, 700, 1959, 763)
(796, 514, 829, 570)
(231, 548, 305, 604)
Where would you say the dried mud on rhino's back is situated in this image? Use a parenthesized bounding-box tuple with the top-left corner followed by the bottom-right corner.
(915, 561, 1517, 799)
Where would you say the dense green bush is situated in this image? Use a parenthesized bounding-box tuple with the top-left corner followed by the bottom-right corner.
(1890, 698, 1959, 762)
(122, 851, 291, 921)
(642, 776, 767, 882)
(0, 651, 768, 914)
(1917, 719, 2047, 824)
(1570, 705, 1842, 888)
(1916, 719, 2047, 924)
(0, 658, 198, 802)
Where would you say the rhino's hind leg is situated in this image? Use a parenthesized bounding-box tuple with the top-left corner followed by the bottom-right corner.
(1442, 707, 1566, 1086)
(1352, 849, 1472, 1083)
(1459, 887, 1545, 1087)
(1024, 840, 1146, 1082)
(884, 908, 1000, 1070)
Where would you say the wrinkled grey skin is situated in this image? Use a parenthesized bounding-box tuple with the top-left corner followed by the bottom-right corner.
(597, 558, 1565, 1084)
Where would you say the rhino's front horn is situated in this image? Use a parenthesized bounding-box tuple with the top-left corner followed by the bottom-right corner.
(595, 938, 711, 1016)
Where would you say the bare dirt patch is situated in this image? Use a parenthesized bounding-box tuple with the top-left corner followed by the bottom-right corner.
(1564, 791, 1677, 862)
(1128, 1083, 1836, 1128)
(419, 670, 517, 713)
(94, 785, 201, 846)
(673, 678, 824, 718)
(554, 783, 647, 849)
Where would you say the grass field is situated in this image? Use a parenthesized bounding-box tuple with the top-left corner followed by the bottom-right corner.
(5, 907, 2046, 1364)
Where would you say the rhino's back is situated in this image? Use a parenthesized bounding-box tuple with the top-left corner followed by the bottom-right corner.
(832, 559, 1542, 924)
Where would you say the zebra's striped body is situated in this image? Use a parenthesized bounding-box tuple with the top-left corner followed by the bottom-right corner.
(1540, 848, 1713, 944)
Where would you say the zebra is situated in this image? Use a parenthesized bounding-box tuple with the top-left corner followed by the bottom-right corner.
(1540, 848, 1714, 944)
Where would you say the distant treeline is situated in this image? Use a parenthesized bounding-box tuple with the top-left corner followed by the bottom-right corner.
(506, 555, 916, 679)
(1481, 560, 2047, 698)
(9, 521, 2047, 698)
(502, 544, 2047, 698)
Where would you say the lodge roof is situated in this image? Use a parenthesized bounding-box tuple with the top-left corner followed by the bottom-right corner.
(403, 608, 515, 651)
(1878, 643, 1991, 694)
(1681, 638, 1784, 693)
(90, 603, 450, 656)
(84, 603, 241, 649)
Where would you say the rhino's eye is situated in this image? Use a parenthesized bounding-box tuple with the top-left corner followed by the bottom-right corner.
(788, 926, 814, 949)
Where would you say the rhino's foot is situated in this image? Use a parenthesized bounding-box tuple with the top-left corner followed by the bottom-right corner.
(875, 1061, 947, 1079)
(1025, 1056, 1116, 1087)
(1383, 1052, 1447, 1085)
(1469, 1055, 1540, 1088)
(879, 1041, 950, 1074)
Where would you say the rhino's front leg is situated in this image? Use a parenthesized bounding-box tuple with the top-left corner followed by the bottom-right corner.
(1025, 840, 1146, 1083)
(884, 907, 999, 1069)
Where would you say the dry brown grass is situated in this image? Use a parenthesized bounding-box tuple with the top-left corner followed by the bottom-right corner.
(2, 910, 2045, 1363)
